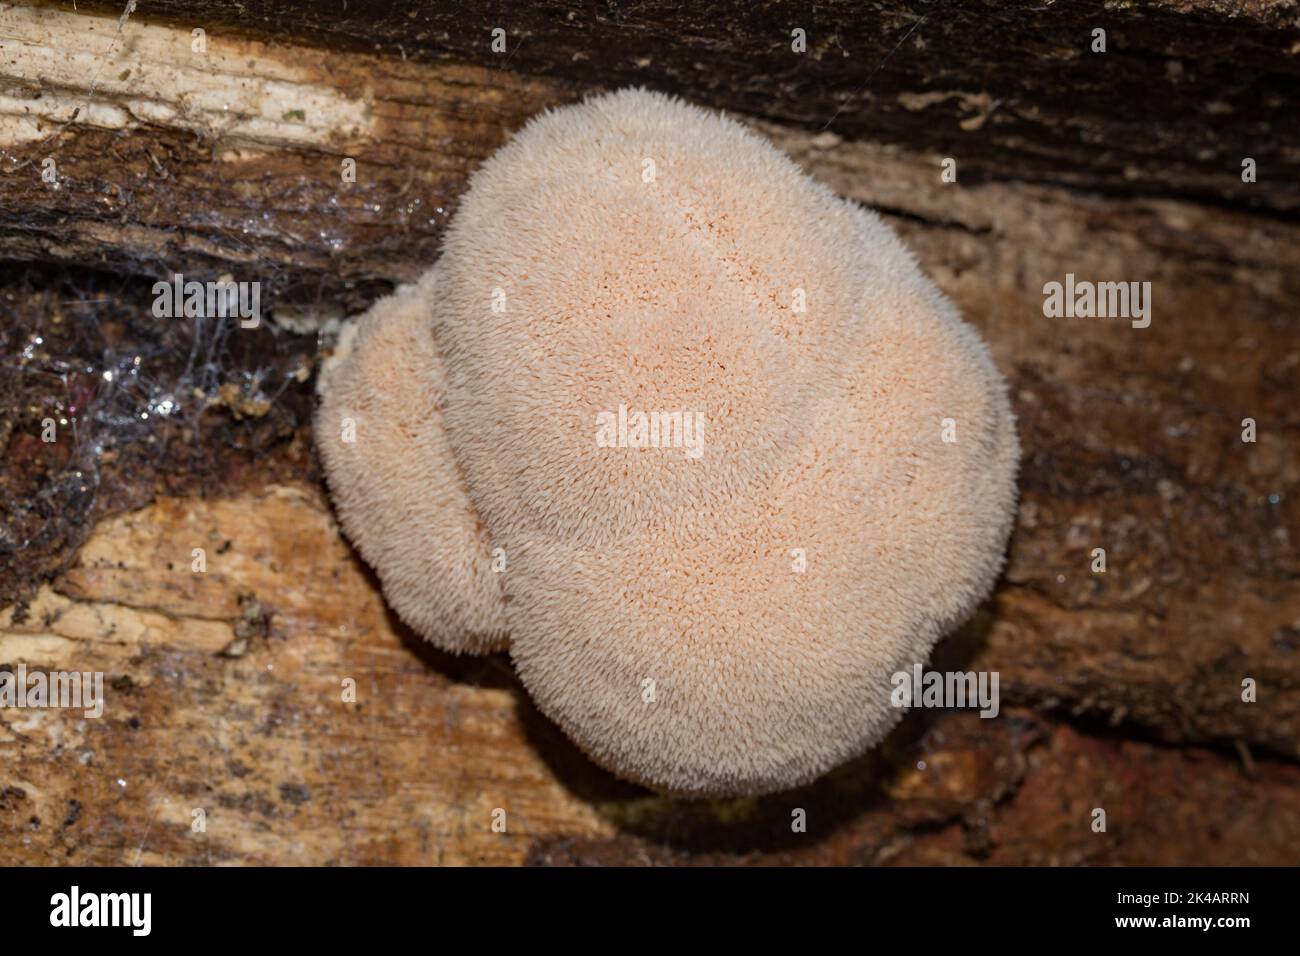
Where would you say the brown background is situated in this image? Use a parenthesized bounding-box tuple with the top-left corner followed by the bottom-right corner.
(0, 0, 1297, 864)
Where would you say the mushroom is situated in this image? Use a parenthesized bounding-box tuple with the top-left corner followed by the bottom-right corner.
(316, 88, 1019, 796)
(315, 271, 508, 653)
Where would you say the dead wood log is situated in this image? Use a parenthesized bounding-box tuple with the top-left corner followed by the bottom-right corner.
(1, 0, 1297, 865)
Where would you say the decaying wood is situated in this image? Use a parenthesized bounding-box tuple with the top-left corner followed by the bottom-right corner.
(0, 3, 572, 303)
(4, 2, 1300, 294)
(771, 129, 1300, 760)
(3, 485, 1298, 865)
(0, 0, 1297, 865)
(62, 0, 1300, 216)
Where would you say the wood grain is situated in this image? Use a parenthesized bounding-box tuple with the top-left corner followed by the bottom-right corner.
(1, 0, 1297, 865)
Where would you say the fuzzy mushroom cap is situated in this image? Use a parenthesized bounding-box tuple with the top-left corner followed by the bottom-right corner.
(420, 88, 1020, 796)
(317, 88, 1018, 796)
(315, 271, 508, 653)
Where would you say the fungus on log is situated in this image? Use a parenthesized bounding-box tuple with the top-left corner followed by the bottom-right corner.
(1, 0, 1297, 864)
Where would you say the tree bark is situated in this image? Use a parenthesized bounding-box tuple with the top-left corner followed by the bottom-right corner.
(1, 0, 1297, 865)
